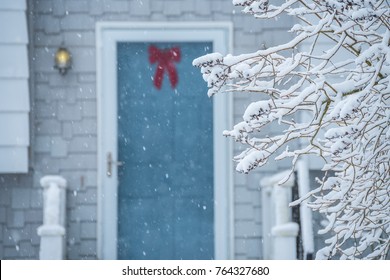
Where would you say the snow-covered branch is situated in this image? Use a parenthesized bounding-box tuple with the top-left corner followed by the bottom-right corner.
(194, 0, 390, 259)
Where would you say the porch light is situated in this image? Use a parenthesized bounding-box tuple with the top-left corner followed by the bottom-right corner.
(54, 47, 72, 75)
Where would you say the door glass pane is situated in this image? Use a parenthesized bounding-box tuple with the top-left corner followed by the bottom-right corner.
(117, 42, 214, 259)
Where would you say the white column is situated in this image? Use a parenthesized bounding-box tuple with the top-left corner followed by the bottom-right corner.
(37, 176, 67, 260)
(297, 159, 315, 259)
(261, 185, 273, 259)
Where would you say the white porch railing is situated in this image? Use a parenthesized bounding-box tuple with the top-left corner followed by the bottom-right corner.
(37, 175, 67, 260)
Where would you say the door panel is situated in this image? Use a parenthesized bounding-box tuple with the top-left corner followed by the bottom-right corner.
(117, 42, 214, 259)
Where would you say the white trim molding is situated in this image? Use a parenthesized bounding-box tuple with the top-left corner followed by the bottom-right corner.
(96, 22, 234, 260)
(0, 0, 30, 173)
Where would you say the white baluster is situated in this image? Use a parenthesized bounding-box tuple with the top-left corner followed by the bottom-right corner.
(37, 176, 67, 260)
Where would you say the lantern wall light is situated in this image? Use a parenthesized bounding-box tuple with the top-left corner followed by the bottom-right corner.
(54, 47, 72, 75)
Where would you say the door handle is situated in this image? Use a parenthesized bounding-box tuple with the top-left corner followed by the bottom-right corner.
(107, 152, 124, 177)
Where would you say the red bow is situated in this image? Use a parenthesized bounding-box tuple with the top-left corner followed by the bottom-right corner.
(148, 45, 181, 89)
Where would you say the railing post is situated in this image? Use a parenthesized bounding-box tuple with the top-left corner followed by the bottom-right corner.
(271, 178, 299, 259)
(261, 171, 299, 259)
(37, 175, 67, 260)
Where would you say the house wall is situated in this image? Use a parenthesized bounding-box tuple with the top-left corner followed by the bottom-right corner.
(0, 0, 294, 259)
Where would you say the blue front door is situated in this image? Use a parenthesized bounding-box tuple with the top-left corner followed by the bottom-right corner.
(117, 42, 214, 259)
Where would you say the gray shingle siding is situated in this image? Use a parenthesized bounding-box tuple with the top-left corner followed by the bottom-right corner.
(0, 0, 294, 259)
(0, 175, 40, 259)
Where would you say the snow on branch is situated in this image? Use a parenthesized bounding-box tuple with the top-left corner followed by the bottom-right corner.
(194, 0, 390, 259)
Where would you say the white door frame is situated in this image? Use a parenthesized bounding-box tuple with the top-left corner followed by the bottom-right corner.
(96, 22, 234, 260)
